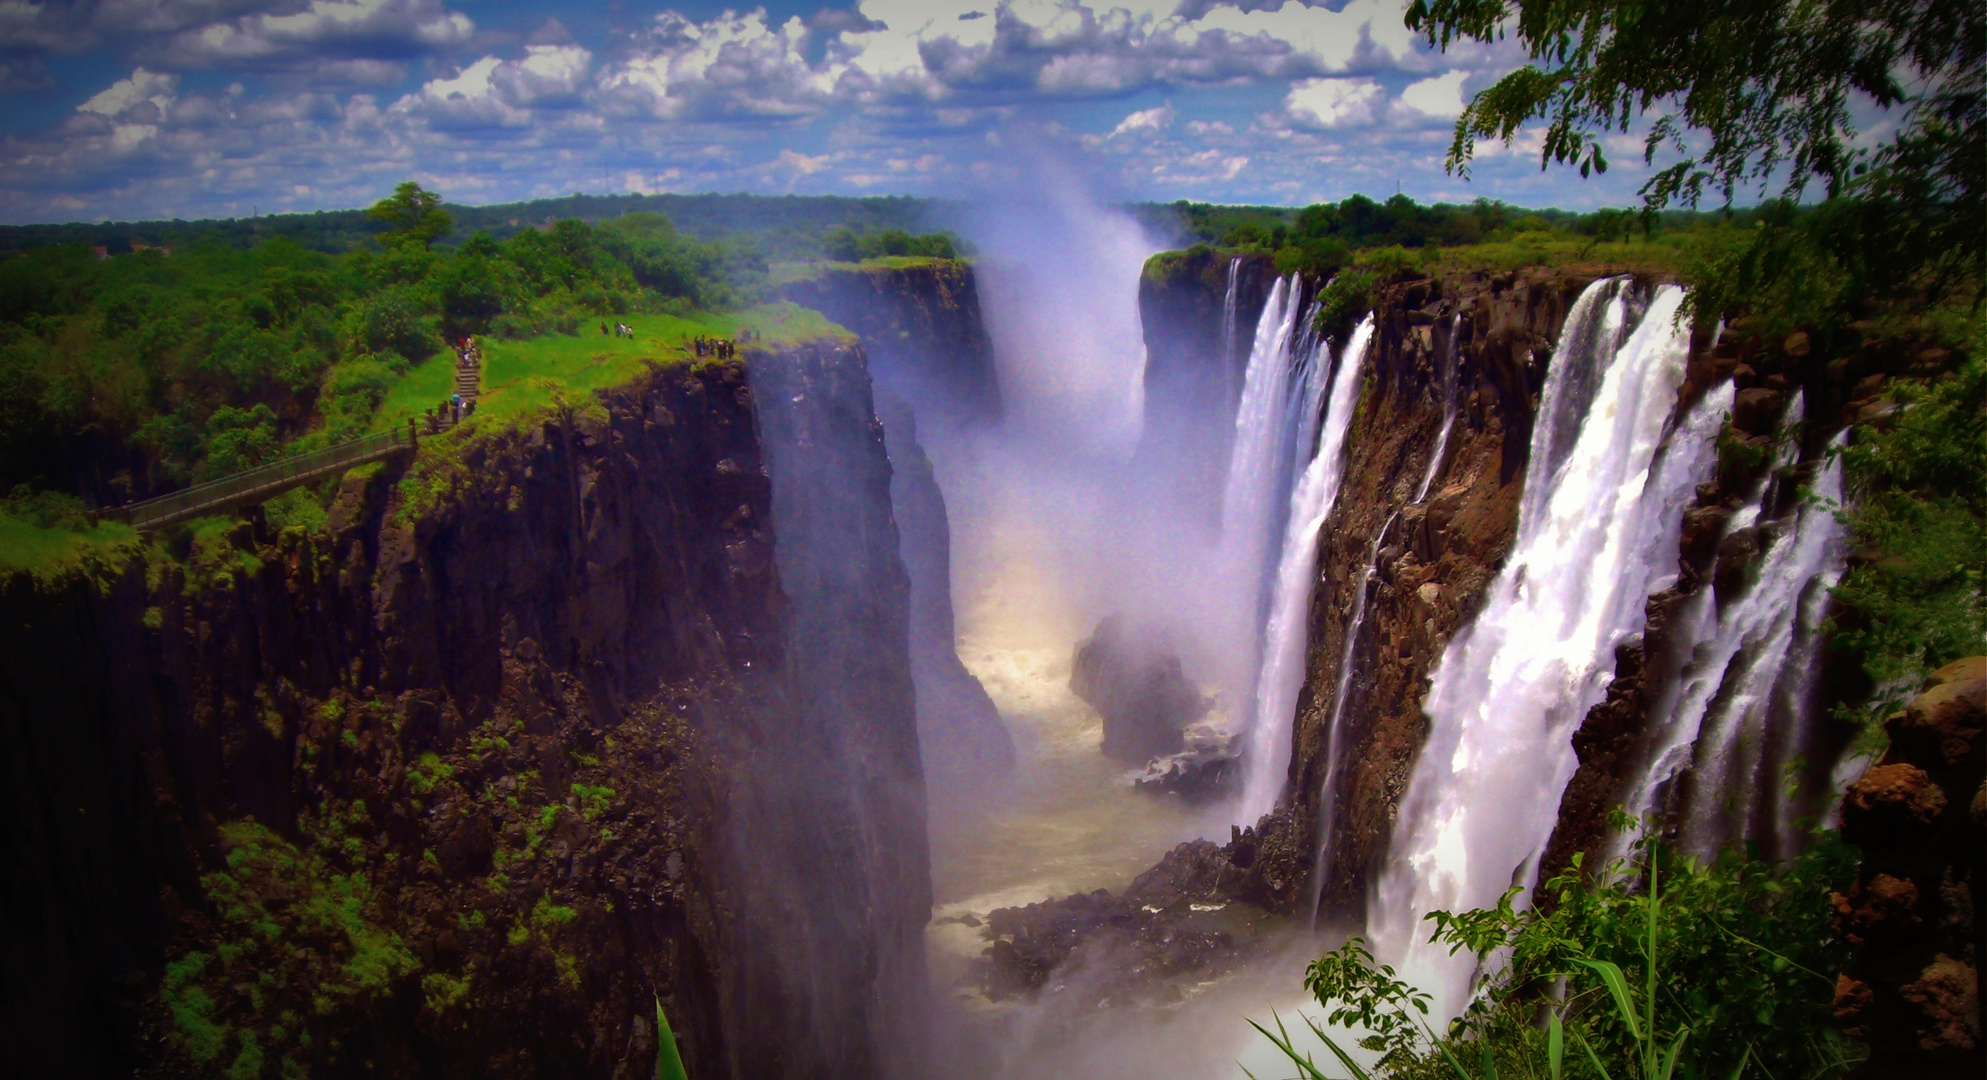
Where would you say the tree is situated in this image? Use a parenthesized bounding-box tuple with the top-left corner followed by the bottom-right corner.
(368, 182, 453, 250)
(1412, 0, 1980, 205)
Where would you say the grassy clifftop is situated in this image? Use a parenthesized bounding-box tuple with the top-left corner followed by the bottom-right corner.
(0, 301, 855, 585)
(373, 302, 850, 435)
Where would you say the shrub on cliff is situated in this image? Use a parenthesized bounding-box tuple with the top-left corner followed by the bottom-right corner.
(1833, 344, 1987, 731)
(1259, 826, 1862, 1080)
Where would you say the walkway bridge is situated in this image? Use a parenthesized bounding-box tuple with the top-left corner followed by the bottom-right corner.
(100, 353, 481, 532)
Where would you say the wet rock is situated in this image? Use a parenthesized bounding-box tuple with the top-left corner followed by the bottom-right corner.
(1133, 737, 1242, 803)
(1071, 615, 1211, 765)
(1733, 386, 1789, 433)
(975, 840, 1275, 1007)
(1845, 764, 1949, 833)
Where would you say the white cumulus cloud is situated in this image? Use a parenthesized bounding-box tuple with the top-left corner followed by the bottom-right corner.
(1283, 76, 1383, 128)
(1110, 103, 1174, 138)
(1400, 69, 1468, 117)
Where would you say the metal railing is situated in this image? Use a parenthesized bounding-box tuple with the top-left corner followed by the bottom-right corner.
(100, 423, 420, 532)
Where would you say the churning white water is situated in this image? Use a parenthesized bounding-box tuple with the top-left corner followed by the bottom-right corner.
(1621, 401, 1849, 862)
(1368, 281, 1715, 1018)
(1232, 309, 1374, 826)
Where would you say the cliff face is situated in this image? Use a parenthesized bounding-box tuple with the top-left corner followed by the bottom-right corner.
(776, 261, 1001, 424)
(1136, 249, 1283, 523)
(1284, 269, 1612, 916)
(779, 260, 1013, 794)
(0, 346, 929, 1079)
(874, 388, 1014, 791)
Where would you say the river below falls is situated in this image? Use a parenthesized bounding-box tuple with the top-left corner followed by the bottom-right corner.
(920, 435, 1349, 1080)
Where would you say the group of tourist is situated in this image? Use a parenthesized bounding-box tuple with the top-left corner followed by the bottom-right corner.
(601, 321, 636, 339)
(424, 394, 475, 433)
(694, 336, 738, 359)
(420, 337, 480, 434)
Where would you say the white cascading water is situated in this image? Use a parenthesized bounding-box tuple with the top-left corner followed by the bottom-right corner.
(1416, 314, 1464, 503)
(1216, 276, 1312, 686)
(1621, 401, 1849, 862)
(1235, 314, 1374, 826)
(1220, 257, 1244, 406)
(1368, 281, 1720, 1019)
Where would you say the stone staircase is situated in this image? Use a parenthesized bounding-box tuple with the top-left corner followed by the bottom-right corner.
(454, 357, 481, 404)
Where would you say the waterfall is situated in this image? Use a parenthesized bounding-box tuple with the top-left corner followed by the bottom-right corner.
(1369, 281, 1712, 1019)
(1216, 277, 1311, 701)
(1220, 256, 1244, 407)
(1235, 315, 1374, 826)
(1415, 315, 1464, 502)
(1622, 403, 1849, 862)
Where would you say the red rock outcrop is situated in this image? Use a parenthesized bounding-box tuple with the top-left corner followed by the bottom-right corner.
(1834, 657, 1985, 1078)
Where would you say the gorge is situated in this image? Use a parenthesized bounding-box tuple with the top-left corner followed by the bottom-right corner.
(2, 198, 1977, 1080)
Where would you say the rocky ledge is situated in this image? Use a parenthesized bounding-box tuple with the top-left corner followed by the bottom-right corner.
(974, 838, 1282, 1008)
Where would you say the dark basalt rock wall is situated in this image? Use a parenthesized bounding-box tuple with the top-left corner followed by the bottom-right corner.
(780, 260, 1013, 795)
(875, 388, 1014, 787)
(776, 260, 1001, 424)
(1136, 248, 1282, 526)
(0, 347, 929, 1080)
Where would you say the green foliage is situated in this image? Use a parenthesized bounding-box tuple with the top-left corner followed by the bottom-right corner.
(0, 180, 781, 515)
(821, 226, 963, 262)
(1147, 195, 1729, 297)
(1259, 827, 1860, 1080)
(1833, 345, 1987, 720)
(1314, 249, 1420, 341)
(368, 182, 454, 250)
(655, 998, 690, 1080)
(162, 819, 420, 1077)
(1303, 937, 1432, 1073)
(1412, 0, 1981, 324)
(1407, 0, 1977, 210)
(572, 783, 615, 822)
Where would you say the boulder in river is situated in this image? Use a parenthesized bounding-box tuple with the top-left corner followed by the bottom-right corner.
(1070, 615, 1210, 764)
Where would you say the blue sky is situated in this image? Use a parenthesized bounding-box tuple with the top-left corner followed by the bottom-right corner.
(0, 0, 1681, 222)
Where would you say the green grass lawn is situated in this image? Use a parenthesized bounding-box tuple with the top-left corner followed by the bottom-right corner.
(373, 302, 852, 435)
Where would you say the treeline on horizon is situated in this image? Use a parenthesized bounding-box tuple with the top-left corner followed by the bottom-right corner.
(0, 187, 1701, 264)
(0, 191, 961, 263)
(1138, 193, 1755, 280)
